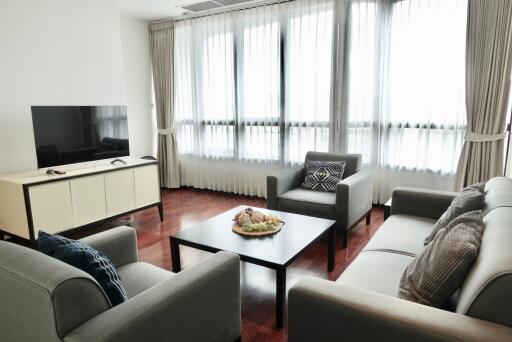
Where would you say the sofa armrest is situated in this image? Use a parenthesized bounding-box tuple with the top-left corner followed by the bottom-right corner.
(288, 278, 512, 342)
(391, 187, 458, 220)
(80, 226, 138, 268)
(64, 251, 241, 342)
(267, 165, 304, 209)
(335, 169, 373, 228)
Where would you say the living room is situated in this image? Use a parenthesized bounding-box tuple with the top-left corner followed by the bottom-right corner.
(1, 0, 512, 341)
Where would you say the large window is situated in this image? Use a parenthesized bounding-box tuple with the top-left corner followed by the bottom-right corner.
(346, 0, 467, 174)
(173, 0, 469, 199)
(174, 0, 334, 164)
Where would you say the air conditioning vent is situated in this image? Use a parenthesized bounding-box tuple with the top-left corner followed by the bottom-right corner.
(180, 0, 256, 14)
(215, 0, 253, 6)
(182, 1, 223, 12)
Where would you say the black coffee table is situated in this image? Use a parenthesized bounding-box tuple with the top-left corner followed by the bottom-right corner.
(169, 205, 336, 328)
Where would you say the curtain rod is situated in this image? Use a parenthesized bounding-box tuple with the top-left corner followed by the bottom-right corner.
(152, 0, 296, 24)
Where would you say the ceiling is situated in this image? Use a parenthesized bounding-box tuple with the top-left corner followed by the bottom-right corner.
(117, 0, 271, 21)
(117, 0, 199, 21)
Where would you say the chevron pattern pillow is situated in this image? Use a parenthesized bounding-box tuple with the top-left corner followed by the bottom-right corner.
(38, 231, 127, 306)
(301, 160, 346, 192)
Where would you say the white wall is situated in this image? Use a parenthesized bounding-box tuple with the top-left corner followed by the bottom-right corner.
(0, 0, 154, 174)
(119, 16, 155, 159)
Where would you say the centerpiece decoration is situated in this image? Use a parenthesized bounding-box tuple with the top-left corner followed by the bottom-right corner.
(232, 208, 284, 236)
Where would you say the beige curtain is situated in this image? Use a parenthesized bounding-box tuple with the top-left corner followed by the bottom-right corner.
(454, 0, 512, 190)
(149, 21, 180, 188)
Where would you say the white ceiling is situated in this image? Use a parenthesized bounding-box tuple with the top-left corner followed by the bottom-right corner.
(117, 0, 199, 21)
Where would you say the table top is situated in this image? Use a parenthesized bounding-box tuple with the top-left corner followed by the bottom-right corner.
(170, 205, 335, 268)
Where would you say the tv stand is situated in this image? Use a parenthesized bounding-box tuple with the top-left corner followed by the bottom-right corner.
(110, 158, 127, 165)
(0, 158, 163, 241)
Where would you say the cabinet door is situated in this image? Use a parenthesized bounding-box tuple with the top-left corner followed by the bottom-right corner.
(134, 165, 160, 208)
(105, 169, 135, 216)
(29, 181, 73, 235)
(70, 175, 107, 227)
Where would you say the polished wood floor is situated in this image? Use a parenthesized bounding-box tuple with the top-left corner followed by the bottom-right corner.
(83, 188, 384, 341)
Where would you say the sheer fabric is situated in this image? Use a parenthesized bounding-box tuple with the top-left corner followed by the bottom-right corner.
(343, 0, 467, 202)
(174, 0, 334, 196)
(173, 0, 469, 200)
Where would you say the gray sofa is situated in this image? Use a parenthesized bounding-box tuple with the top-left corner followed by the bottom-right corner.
(267, 151, 373, 246)
(288, 177, 512, 341)
(0, 226, 241, 342)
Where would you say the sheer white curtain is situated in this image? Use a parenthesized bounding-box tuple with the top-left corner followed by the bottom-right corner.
(285, 0, 333, 162)
(344, 0, 467, 202)
(174, 0, 334, 196)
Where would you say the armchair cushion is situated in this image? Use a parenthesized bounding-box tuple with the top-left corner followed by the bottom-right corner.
(39, 231, 128, 306)
(279, 188, 336, 219)
(301, 160, 346, 192)
(117, 262, 174, 298)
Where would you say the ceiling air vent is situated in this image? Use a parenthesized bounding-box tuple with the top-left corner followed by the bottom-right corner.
(215, 0, 254, 5)
(181, 0, 255, 13)
(182, 1, 223, 12)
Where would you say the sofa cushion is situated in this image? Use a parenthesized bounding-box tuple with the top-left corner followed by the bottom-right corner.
(363, 214, 435, 256)
(457, 206, 512, 327)
(38, 231, 128, 306)
(424, 185, 485, 245)
(277, 188, 335, 219)
(398, 211, 484, 308)
(336, 251, 414, 297)
(117, 262, 174, 298)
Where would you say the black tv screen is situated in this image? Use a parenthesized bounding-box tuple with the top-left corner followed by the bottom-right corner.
(31, 106, 130, 168)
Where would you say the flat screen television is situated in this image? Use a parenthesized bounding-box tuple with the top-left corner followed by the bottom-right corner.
(31, 105, 130, 168)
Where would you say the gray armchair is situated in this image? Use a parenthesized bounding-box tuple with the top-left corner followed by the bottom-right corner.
(0, 226, 241, 342)
(267, 151, 373, 246)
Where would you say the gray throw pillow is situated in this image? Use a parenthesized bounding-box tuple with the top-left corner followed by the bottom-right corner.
(398, 210, 484, 308)
(301, 160, 346, 192)
(424, 182, 485, 245)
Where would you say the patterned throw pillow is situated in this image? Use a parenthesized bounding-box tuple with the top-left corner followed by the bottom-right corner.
(424, 182, 485, 245)
(301, 160, 346, 192)
(398, 210, 484, 308)
(38, 231, 127, 306)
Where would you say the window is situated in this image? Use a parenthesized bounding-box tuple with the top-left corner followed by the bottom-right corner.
(346, 0, 467, 174)
(174, 0, 334, 164)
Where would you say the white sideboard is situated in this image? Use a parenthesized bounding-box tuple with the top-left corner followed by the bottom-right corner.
(0, 159, 162, 240)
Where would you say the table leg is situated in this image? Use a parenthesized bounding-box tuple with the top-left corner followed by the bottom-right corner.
(328, 225, 335, 272)
(170, 238, 181, 272)
(276, 267, 286, 328)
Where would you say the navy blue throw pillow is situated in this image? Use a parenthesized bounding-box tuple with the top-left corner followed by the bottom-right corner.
(38, 231, 127, 306)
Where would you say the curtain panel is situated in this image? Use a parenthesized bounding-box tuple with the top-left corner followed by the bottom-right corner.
(149, 21, 181, 188)
(174, 0, 334, 197)
(454, 0, 512, 189)
(336, 0, 468, 202)
(173, 0, 474, 201)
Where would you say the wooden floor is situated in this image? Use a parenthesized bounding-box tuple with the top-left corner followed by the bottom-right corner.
(83, 187, 384, 341)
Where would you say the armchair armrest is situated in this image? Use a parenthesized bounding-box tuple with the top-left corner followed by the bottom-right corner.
(288, 278, 512, 342)
(267, 165, 304, 209)
(80, 226, 138, 268)
(65, 251, 241, 342)
(391, 187, 458, 220)
(335, 169, 373, 228)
